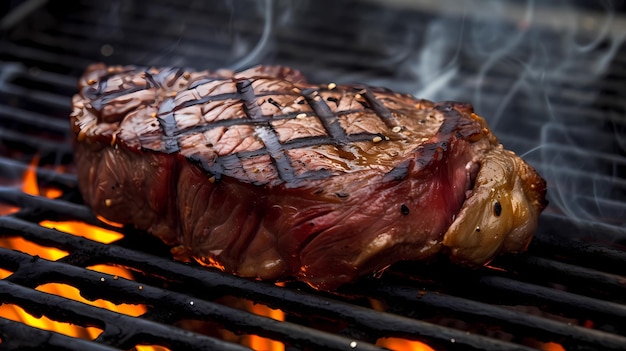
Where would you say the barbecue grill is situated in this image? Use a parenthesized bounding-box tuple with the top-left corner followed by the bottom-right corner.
(1, 0, 625, 350)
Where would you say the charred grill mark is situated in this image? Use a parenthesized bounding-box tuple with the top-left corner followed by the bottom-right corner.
(295, 133, 383, 149)
(82, 66, 141, 101)
(267, 97, 282, 109)
(434, 104, 462, 141)
(255, 126, 296, 182)
(86, 86, 146, 111)
(144, 70, 160, 88)
(412, 105, 463, 169)
(157, 98, 181, 153)
(157, 98, 177, 136)
(81, 79, 106, 101)
(193, 155, 217, 176)
(383, 160, 411, 182)
(163, 137, 181, 154)
(203, 131, 388, 183)
(297, 168, 335, 181)
(176, 92, 240, 111)
(362, 89, 399, 129)
(175, 118, 259, 137)
(281, 132, 390, 150)
(187, 78, 218, 90)
(303, 89, 347, 143)
(192, 153, 237, 182)
(174, 90, 300, 114)
(173, 108, 368, 138)
(160, 67, 184, 88)
(280, 135, 335, 151)
(237, 79, 295, 182)
(86, 67, 181, 109)
(145, 67, 185, 89)
(236, 80, 264, 119)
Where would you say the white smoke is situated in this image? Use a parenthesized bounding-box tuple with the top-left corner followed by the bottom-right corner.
(404, 0, 626, 228)
(96, 0, 625, 228)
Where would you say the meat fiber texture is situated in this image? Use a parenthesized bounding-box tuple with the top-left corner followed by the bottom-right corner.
(71, 64, 547, 290)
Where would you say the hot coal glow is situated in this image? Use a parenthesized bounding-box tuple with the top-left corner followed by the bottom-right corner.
(0, 158, 168, 350)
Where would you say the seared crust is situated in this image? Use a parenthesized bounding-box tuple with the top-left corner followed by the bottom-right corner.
(72, 64, 472, 186)
(71, 64, 546, 290)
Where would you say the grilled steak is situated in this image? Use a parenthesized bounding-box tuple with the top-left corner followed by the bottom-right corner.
(71, 64, 547, 290)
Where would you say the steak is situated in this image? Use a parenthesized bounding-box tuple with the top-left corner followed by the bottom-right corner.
(71, 64, 547, 290)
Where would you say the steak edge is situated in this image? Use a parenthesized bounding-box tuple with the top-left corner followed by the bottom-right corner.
(71, 64, 547, 290)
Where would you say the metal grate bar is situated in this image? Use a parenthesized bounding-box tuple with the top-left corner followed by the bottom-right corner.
(371, 284, 626, 351)
(0, 216, 538, 351)
(0, 188, 101, 226)
(480, 275, 626, 322)
(0, 281, 252, 351)
(303, 88, 347, 140)
(500, 255, 626, 302)
(0, 105, 70, 132)
(0, 317, 124, 351)
(0, 248, 386, 351)
(0, 158, 77, 189)
(0, 83, 70, 110)
(0, 129, 72, 154)
(535, 214, 626, 264)
(0, 42, 93, 75)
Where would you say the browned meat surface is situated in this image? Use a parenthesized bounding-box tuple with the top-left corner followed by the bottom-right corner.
(71, 64, 547, 290)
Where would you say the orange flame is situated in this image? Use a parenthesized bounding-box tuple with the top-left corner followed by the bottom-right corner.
(0, 157, 169, 351)
(376, 337, 435, 351)
(241, 299, 285, 351)
(540, 342, 566, 351)
(369, 299, 435, 351)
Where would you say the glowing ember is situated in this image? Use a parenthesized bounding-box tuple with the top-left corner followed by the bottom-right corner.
(540, 342, 566, 351)
(136, 346, 171, 351)
(39, 220, 123, 244)
(369, 299, 435, 351)
(1, 236, 68, 261)
(0, 157, 161, 350)
(240, 300, 285, 351)
(21, 155, 40, 196)
(0, 303, 103, 340)
(0, 267, 12, 279)
(376, 337, 435, 351)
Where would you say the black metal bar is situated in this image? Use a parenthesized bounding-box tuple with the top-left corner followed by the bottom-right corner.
(502, 255, 626, 299)
(371, 284, 626, 351)
(0, 82, 70, 110)
(0, 317, 123, 351)
(0, 188, 103, 227)
(0, 42, 94, 74)
(0, 105, 70, 132)
(480, 275, 626, 322)
(0, 248, 385, 351)
(0, 129, 72, 155)
(0, 280, 253, 351)
(0, 158, 77, 187)
(534, 214, 626, 271)
(0, 217, 538, 351)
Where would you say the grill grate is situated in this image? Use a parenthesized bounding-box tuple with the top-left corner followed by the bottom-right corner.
(1, 0, 626, 350)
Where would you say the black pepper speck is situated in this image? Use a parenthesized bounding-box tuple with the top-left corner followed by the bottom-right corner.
(401, 204, 410, 215)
